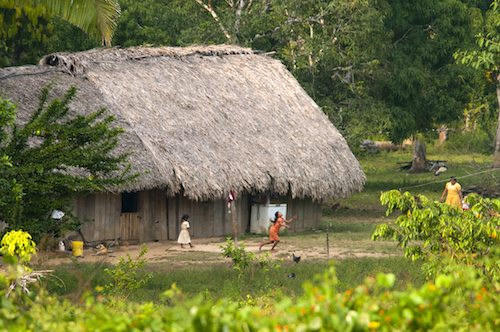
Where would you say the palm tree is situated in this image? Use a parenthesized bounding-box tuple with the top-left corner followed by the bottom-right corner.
(16, 0, 120, 46)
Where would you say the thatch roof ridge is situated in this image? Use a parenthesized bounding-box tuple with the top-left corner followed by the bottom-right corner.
(38, 45, 256, 75)
(1, 45, 366, 201)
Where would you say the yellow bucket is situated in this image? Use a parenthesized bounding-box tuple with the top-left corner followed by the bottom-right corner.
(72, 241, 83, 256)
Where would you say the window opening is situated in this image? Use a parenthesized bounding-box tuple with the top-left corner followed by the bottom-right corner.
(122, 192, 138, 213)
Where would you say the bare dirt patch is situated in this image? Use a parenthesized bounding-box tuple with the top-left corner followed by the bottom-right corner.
(32, 232, 400, 268)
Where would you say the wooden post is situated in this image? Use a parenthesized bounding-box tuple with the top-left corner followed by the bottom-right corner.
(230, 200, 238, 248)
(326, 223, 329, 260)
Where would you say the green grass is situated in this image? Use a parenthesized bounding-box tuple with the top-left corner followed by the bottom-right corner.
(42, 256, 424, 303)
(328, 147, 499, 215)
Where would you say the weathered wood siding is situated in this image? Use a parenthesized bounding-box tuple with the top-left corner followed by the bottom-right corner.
(138, 189, 168, 242)
(120, 212, 140, 241)
(75, 190, 318, 243)
(166, 193, 249, 240)
(76, 189, 168, 243)
(77, 193, 121, 243)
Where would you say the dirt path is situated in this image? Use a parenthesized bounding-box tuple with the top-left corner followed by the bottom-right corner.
(33, 235, 394, 268)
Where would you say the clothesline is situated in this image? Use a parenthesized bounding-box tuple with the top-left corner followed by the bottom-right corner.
(389, 169, 499, 192)
(348, 169, 500, 197)
(346, 169, 500, 198)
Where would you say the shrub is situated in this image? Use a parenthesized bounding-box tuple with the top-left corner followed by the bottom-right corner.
(372, 190, 500, 281)
(443, 130, 494, 155)
(2, 265, 500, 331)
(220, 238, 281, 299)
(104, 243, 151, 301)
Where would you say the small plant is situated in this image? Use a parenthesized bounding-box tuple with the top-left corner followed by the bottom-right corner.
(0, 229, 37, 267)
(104, 243, 151, 300)
(0, 230, 56, 297)
(220, 238, 281, 299)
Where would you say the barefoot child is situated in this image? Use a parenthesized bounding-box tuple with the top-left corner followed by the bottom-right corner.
(177, 214, 194, 249)
(259, 211, 296, 252)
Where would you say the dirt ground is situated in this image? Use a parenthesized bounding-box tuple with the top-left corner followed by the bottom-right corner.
(32, 234, 393, 268)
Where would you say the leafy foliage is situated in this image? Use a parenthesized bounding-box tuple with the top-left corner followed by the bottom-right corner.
(373, 190, 500, 281)
(454, 0, 500, 165)
(15, 0, 120, 46)
(0, 1, 53, 67)
(0, 83, 139, 241)
(43, 16, 101, 55)
(112, 0, 206, 47)
(456, 0, 500, 71)
(1, 265, 500, 330)
(0, 96, 23, 215)
(220, 237, 281, 299)
(0, 230, 37, 266)
(0, 0, 119, 67)
(104, 244, 151, 301)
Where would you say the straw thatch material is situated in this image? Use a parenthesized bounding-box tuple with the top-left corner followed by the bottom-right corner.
(0, 45, 365, 201)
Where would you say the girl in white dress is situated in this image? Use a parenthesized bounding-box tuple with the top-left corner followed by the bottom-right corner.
(177, 214, 194, 249)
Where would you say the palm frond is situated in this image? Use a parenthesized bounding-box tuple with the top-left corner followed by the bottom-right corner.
(19, 0, 120, 46)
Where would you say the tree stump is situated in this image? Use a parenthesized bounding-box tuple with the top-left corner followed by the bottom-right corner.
(409, 140, 427, 173)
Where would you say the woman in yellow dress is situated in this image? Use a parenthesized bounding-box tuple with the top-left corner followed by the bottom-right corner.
(440, 177, 463, 207)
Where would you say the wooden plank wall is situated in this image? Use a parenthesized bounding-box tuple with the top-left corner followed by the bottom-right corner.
(77, 195, 94, 241)
(222, 193, 249, 236)
(303, 197, 315, 229)
(138, 189, 168, 242)
(76, 193, 121, 242)
(166, 193, 249, 239)
(76, 191, 321, 242)
(213, 199, 225, 237)
(167, 196, 179, 241)
(120, 212, 140, 241)
(99, 193, 121, 240)
(315, 200, 323, 229)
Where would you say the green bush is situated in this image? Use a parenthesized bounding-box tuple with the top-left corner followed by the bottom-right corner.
(373, 190, 500, 281)
(2, 265, 500, 331)
(443, 130, 494, 155)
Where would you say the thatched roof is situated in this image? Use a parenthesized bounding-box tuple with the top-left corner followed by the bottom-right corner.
(0, 45, 365, 201)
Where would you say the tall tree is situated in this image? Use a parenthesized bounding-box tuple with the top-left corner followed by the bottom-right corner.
(379, 0, 481, 142)
(371, 0, 483, 172)
(0, 84, 139, 241)
(457, 0, 500, 167)
(180, 0, 483, 155)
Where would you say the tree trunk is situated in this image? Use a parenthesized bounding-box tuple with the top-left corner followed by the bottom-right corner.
(195, 0, 232, 40)
(234, 0, 247, 38)
(409, 140, 427, 173)
(493, 80, 500, 167)
(438, 125, 448, 147)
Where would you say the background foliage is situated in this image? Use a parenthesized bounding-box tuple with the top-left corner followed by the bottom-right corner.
(4, 0, 499, 148)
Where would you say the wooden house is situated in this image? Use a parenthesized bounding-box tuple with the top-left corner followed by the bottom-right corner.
(0, 45, 366, 243)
